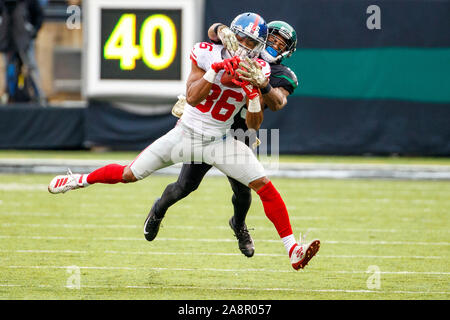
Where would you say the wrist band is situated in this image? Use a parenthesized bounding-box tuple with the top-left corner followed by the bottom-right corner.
(203, 68, 218, 83)
(260, 82, 272, 95)
(214, 23, 224, 36)
(248, 98, 261, 113)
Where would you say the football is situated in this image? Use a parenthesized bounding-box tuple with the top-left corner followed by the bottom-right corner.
(220, 71, 240, 88)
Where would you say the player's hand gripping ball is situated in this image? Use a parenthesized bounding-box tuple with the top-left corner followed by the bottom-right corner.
(217, 56, 241, 88)
(220, 70, 240, 88)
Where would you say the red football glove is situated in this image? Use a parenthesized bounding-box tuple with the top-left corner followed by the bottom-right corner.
(211, 56, 241, 75)
(231, 79, 260, 100)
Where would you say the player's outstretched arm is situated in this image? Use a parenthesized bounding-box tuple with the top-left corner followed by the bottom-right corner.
(262, 86, 289, 111)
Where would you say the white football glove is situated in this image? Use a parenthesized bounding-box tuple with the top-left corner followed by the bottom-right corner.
(172, 94, 186, 118)
(218, 26, 239, 56)
(236, 57, 268, 88)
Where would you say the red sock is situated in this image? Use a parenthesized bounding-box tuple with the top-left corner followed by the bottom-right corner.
(86, 164, 127, 185)
(257, 181, 293, 238)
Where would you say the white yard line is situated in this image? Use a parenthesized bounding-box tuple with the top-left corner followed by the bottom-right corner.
(2, 182, 449, 194)
(0, 211, 326, 221)
(0, 235, 449, 246)
(0, 183, 449, 202)
(0, 282, 448, 295)
(1, 223, 449, 234)
(3, 265, 450, 276)
(1, 209, 447, 221)
(0, 184, 48, 191)
(0, 249, 445, 260)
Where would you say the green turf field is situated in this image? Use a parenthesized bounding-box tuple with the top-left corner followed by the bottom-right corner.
(0, 173, 449, 300)
(1, 150, 450, 165)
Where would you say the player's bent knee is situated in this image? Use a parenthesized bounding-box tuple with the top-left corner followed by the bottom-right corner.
(248, 176, 270, 192)
(179, 179, 200, 195)
(122, 166, 138, 183)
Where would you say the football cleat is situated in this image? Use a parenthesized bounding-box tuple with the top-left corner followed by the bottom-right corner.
(290, 239, 320, 270)
(48, 169, 84, 194)
(229, 216, 255, 257)
(144, 198, 164, 241)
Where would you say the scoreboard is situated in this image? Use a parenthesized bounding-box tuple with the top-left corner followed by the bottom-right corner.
(83, 0, 203, 99)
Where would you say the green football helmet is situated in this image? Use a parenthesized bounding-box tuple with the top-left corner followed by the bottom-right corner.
(261, 20, 297, 63)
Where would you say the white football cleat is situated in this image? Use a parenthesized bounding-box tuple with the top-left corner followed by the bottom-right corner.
(48, 169, 84, 194)
(290, 239, 320, 270)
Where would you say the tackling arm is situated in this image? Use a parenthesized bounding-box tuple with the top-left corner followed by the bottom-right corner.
(237, 58, 291, 112)
(263, 86, 290, 111)
(207, 23, 239, 55)
(208, 23, 224, 43)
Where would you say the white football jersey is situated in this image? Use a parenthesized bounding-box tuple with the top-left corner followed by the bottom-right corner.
(180, 42, 271, 137)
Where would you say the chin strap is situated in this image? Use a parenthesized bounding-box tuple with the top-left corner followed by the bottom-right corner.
(261, 48, 291, 63)
(260, 50, 280, 63)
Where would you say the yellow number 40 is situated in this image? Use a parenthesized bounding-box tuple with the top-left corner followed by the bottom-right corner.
(104, 13, 177, 71)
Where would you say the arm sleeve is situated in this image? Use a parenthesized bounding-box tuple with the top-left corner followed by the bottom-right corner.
(269, 66, 298, 95)
(190, 42, 215, 71)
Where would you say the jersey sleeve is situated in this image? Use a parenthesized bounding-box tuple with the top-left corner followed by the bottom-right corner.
(269, 65, 299, 95)
(255, 58, 271, 79)
(190, 42, 215, 71)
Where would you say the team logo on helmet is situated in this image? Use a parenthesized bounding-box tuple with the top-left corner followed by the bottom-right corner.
(244, 23, 261, 37)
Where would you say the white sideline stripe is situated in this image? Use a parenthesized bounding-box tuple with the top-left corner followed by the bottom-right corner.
(1, 222, 449, 234)
(0, 235, 449, 246)
(4, 265, 450, 276)
(0, 249, 445, 260)
(0, 283, 448, 295)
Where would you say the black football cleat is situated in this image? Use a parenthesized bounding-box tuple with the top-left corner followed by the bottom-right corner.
(144, 198, 164, 241)
(229, 216, 255, 258)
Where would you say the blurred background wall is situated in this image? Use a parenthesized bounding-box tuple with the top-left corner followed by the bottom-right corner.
(0, 0, 83, 102)
(204, 0, 450, 155)
(0, 0, 449, 155)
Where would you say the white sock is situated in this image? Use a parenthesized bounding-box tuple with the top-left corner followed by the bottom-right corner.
(282, 234, 297, 256)
(81, 174, 90, 187)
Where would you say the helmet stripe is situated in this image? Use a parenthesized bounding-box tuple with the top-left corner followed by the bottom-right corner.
(251, 15, 260, 33)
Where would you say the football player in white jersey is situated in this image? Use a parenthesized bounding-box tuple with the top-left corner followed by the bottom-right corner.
(47, 12, 320, 271)
(160, 20, 300, 259)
